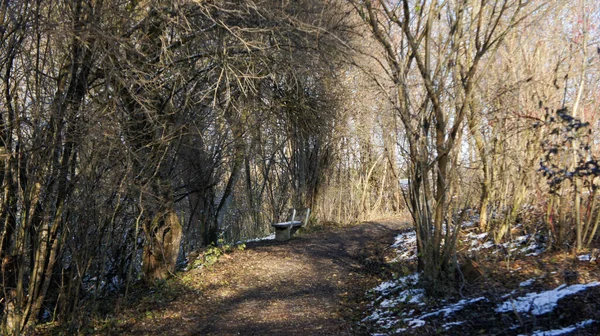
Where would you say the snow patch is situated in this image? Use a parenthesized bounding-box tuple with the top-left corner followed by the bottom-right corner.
(442, 321, 465, 330)
(577, 254, 591, 261)
(238, 233, 275, 243)
(374, 273, 420, 295)
(407, 319, 426, 328)
(519, 278, 535, 287)
(515, 235, 529, 243)
(467, 232, 489, 240)
(495, 282, 600, 315)
(465, 231, 496, 253)
(391, 231, 417, 262)
(363, 272, 423, 331)
(392, 295, 487, 330)
(462, 221, 475, 227)
(531, 319, 595, 336)
(469, 240, 494, 252)
(380, 289, 425, 308)
(420, 297, 488, 319)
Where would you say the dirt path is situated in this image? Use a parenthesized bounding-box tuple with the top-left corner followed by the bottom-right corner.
(115, 221, 407, 335)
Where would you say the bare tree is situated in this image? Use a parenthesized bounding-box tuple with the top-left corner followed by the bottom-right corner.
(0, 0, 355, 331)
(350, 0, 533, 292)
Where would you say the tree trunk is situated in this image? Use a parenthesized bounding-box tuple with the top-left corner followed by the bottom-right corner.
(143, 207, 182, 282)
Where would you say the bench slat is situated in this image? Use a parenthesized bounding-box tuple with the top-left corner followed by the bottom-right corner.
(272, 220, 302, 227)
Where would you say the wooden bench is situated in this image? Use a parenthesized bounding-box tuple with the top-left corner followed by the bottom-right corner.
(272, 208, 310, 241)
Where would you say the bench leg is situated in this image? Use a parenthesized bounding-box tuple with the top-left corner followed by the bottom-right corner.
(275, 226, 291, 241)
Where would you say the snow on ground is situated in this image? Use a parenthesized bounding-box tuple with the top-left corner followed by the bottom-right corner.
(531, 319, 595, 336)
(396, 296, 487, 332)
(495, 282, 600, 315)
(467, 232, 488, 240)
(362, 273, 424, 331)
(363, 268, 487, 334)
(577, 254, 591, 261)
(462, 221, 475, 228)
(466, 232, 493, 253)
(374, 273, 420, 294)
(469, 240, 494, 252)
(576, 253, 597, 262)
(363, 226, 598, 335)
(519, 278, 536, 287)
(364, 229, 491, 334)
(237, 233, 275, 243)
(441, 321, 464, 330)
(418, 297, 487, 319)
(391, 231, 417, 262)
(465, 230, 547, 256)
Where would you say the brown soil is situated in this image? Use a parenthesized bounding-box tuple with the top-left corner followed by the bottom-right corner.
(104, 220, 407, 335)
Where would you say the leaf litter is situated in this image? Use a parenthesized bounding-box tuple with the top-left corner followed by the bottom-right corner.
(362, 224, 600, 335)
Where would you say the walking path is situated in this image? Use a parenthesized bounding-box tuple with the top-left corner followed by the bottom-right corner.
(116, 221, 406, 335)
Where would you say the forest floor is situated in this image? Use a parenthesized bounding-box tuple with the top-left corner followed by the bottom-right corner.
(362, 220, 600, 336)
(38, 219, 407, 335)
(35, 218, 600, 336)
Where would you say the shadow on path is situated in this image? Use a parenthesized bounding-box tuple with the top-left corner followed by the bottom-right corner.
(117, 221, 409, 336)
